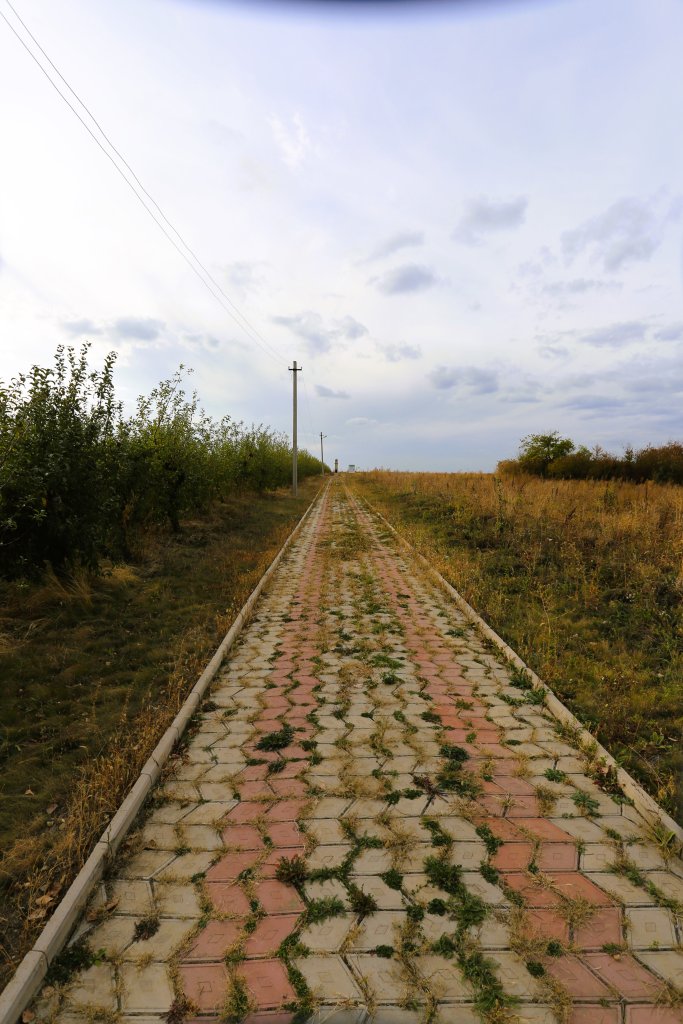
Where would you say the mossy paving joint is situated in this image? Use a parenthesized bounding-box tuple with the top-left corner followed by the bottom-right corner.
(22, 482, 683, 1024)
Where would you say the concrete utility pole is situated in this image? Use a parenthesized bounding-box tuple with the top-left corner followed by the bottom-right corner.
(320, 432, 327, 475)
(289, 360, 302, 496)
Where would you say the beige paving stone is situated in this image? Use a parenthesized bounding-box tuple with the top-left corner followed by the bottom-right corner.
(351, 876, 405, 910)
(351, 848, 393, 875)
(119, 849, 176, 879)
(84, 915, 136, 955)
(487, 951, 544, 998)
(580, 844, 615, 872)
(430, 815, 480, 842)
(308, 796, 353, 818)
(400, 844, 436, 873)
(299, 914, 354, 952)
(119, 963, 174, 1012)
(182, 800, 237, 824)
(305, 879, 351, 906)
(475, 915, 511, 947)
(156, 850, 215, 880)
(346, 954, 407, 1001)
(109, 879, 154, 915)
(307, 818, 348, 845)
(122, 918, 193, 959)
(585, 871, 657, 906)
(421, 913, 455, 943)
(307, 844, 352, 871)
(147, 801, 196, 824)
(627, 908, 677, 948)
(461, 872, 507, 905)
(345, 798, 387, 818)
(646, 871, 683, 902)
(549, 817, 605, 842)
(66, 964, 117, 1010)
(154, 881, 203, 918)
(295, 955, 362, 1000)
(638, 949, 683, 988)
(417, 955, 473, 999)
(349, 911, 407, 950)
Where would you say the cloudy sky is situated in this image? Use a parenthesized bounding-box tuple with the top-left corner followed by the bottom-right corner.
(1, 0, 682, 470)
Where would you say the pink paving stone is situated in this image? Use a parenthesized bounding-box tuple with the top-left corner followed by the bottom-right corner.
(546, 956, 615, 1000)
(492, 843, 535, 871)
(243, 1015, 294, 1024)
(479, 796, 512, 818)
(256, 880, 305, 915)
(179, 963, 229, 1011)
(185, 919, 245, 961)
(522, 909, 570, 942)
(281, 745, 310, 760)
(513, 818, 576, 842)
(205, 882, 252, 916)
(502, 873, 563, 907)
(207, 851, 262, 882)
(584, 954, 663, 1000)
(240, 765, 271, 782)
(221, 824, 265, 850)
(573, 909, 623, 949)
(626, 1010, 683, 1024)
(478, 817, 523, 841)
(548, 873, 615, 905)
(227, 802, 268, 824)
(243, 747, 279, 762)
(536, 844, 580, 872)
(503, 796, 542, 817)
(471, 730, 503, 745)
(266, 800, 306, 822)
(276, 761, 307, 779)
(269, 778, 308, 799)
(491, 776, 537, 796)
(244, 914, 300, 957)
(239, 781, 274, 800)
(571, 1008, 620, 1024)
(261, 848, 306, 879)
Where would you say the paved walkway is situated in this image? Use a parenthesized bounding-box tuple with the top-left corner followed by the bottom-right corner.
(29, 483, 683, 1023)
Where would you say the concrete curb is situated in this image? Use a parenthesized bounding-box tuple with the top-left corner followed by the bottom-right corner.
(0, 483, 327, 1024)
(355, 488, 683, 849)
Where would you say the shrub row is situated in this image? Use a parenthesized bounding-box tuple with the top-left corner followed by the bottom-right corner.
(498, 432, 683, 484)
(0, 345, 322, 577)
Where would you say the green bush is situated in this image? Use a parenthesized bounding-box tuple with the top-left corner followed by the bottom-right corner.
(0, 345, 322, 577)
(499, 433, 683, 485)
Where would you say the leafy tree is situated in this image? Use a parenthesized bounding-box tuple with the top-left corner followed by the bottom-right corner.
(517, 432, 575, 476)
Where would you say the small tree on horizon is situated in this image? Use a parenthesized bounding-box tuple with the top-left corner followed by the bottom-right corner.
(517, 431, 576, 476)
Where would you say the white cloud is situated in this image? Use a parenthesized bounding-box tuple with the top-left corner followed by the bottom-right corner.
(453, 196, 528, 245)
(561, 195, 681, 271)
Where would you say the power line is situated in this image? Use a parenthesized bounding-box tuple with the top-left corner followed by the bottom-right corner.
(1, 2, 285, 368)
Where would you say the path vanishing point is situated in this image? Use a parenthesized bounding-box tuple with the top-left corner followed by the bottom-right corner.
(18, 483, 683, 1023)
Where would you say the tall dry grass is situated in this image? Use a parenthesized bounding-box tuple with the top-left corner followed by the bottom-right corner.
(353, 471, 683, 821)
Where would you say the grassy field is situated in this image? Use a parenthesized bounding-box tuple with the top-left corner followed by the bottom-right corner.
(0, 478, 321, 981)
(352, 471, 683, 826)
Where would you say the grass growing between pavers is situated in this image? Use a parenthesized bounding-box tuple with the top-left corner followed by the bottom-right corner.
(0, 479, 320, 986)
(351, 471, 683, 824)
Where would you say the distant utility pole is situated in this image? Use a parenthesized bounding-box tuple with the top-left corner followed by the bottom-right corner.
(289, 360, 302, 496)
(320, 432, 327, 475)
